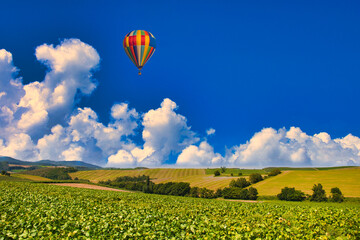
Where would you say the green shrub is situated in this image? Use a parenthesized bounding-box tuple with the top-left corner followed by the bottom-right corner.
(214, 170, 220, 176)
(277, 187, 306, 201)
(310, 183, 328, 202)
(248, 187, 258, 200)
(229, 178, 250, 188)
(268, 168, 281, 177)
(329, 187, 344, 203)
(249, 173, 263, 184)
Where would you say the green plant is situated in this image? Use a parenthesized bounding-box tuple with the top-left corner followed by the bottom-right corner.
(310, 183, 328, 202)
(329, 187, 344, 203)
(277, 187, 306, 201)
(249, 173, 263, 184)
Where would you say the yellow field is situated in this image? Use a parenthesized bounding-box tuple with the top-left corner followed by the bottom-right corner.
(70, 169, 243, 190)
(252, 167, 360, 197)
(14, 174, 52, 181)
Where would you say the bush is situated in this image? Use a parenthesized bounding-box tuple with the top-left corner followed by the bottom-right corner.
(199, 188, 215, 199)
(189, 187, 200, 198)
(220, 166, 227, 173)
(329, 187, 344, 203)
(215, 188, 223, 198)
(277, 187, 306, 201)
(310, 183, 327, 202)
(268, 168, 281, 177)
(249, 173, 263, 184)
(248, 187, 258, 200)
(238, 172, 242, 176)
(223, 187, 251, 200)
(229, 178, 250, 188)
(214, 170, 220, 176)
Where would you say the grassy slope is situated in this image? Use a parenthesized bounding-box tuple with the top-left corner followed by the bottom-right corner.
(14, 174, 52, 181)
(70, 169, 245, 190)
(252, 167, 360, 197)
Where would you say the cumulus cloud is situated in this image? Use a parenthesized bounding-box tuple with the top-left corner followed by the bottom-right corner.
(106, 98, 199, 167)
(177, 141, 223, 167)
(225, 127, 360, 167)
(17, 39, 100, 133)
(206, 128, 215, 136)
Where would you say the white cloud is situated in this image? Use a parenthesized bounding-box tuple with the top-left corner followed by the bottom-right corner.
(176, 141, 223, 167)
(107, 150, 136, 168)
(137, 98, 199, 165)
(16, 39, 100, 133)
(0, 133, 38, 161)
(206, 128, 215, 136)
(225, 127, 360, 167)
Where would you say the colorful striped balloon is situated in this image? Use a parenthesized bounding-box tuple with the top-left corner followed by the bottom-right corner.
(123, 30, 156, 75)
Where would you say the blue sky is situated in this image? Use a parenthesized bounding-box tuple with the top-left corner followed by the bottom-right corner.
(1, 1, 360, 167)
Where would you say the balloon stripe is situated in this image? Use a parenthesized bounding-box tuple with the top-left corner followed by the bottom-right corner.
(145, 47, 154, 63)
(141, 34, 150, 65)
(126, 47, 137, 66)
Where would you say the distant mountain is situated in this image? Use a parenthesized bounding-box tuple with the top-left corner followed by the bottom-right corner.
(0, 156, 101, 170)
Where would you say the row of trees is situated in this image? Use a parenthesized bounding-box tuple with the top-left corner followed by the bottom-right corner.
(1, 170, 10, 176)
(277, 184, 345, 202)
(99, 175, 219, 199)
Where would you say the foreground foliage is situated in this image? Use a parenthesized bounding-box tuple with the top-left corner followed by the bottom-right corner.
(0, 182, 359, 239)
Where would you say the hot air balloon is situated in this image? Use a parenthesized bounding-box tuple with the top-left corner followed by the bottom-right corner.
(123, 30, 156, 75)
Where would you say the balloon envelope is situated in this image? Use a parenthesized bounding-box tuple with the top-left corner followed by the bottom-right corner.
(123, 30, 156, 74)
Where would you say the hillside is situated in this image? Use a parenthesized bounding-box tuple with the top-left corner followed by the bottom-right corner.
(252, 167, 360, 197)
(0, 156, 101, 170)
(70, 168, 247, 190)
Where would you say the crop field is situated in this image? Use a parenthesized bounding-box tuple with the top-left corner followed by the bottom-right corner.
(205, 168, 267, 176)
(1, 182, 359, 239)
(70, 169, 245, 190)
(253, 167, 360, 197)
(13, 173, 52, 181)
(70, 168, 205, 182)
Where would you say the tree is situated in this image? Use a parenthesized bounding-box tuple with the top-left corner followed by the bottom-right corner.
(220, 166, 226, 173)
(229, 178, 250, 188)
(215, 188, 223, 198)
(329, 187, 344, 203)
(268, 168, 281, 177)
(199, 188, 215, 199)
(223, 188, 249, 200)
(277, 187, 306, 201)
(248, 187, 258, 200)
(238, 172, 242, 176)
(1, 170, 6, 175)
(189, 187, 200, 198)
(214, 170, 220, 176)
(310, 183, 328, 202)
(249, 173, 263, 184)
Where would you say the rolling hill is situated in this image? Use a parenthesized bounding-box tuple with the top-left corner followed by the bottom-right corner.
(252, 167, 360, 197)
(69, 168, 247, 190)
(0, 156, 101, 170)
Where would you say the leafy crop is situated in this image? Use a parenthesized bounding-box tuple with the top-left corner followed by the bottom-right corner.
(0, 182, 359, 239)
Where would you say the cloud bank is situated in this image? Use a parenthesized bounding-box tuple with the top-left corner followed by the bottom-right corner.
(0, 39, 359, 167)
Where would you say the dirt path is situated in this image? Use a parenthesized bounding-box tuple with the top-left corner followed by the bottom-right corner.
(50, 183, 133, 193)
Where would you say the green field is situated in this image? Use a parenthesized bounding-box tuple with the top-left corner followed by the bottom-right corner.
(13, 173, 53, 181)
(1, 181, 359, 239)
(70, 169, 243, 190)
(205, 168, 267, 176)
(70, 167, 360, 193)
(253, 167, 360, 197)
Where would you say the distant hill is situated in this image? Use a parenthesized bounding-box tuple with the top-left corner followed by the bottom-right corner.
(0, 156, 101, 170)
